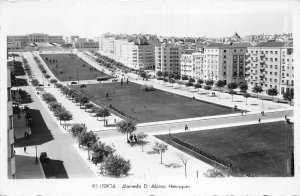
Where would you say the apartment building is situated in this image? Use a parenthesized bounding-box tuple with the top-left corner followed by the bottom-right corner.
(155, 43, 182, 74)
(246, 41, 294, 95)
(99, 36, 155, 70)
(204, 42, 251, 83)
(193, 52, 205, 80)
(7, 62, 16, 179)
(180, 53, 194, 78)
(73, 38, 99, 50)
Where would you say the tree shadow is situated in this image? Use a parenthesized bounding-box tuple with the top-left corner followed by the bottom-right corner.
(164, 163, 182, 168)
(41, 159, 69, 179)
(14, 109, 54, 147)
(19, 89, 34, 104)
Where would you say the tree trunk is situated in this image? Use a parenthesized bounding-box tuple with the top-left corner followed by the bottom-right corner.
(88, 147, 90, 160)
(160, 152, 162, 164)
(219, 88, 221, 99)
(246, 98, 248, 105)
(185, 164, 187, 177)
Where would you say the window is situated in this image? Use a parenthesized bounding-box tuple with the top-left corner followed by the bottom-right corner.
(270, 58, 273, 62)
(266, 51, 268, 54)
(9, 115, 13, 129)
(224, 55, 226, 58)
(275, 58, 278, 62)
(270, 51, 273, 54)
(270, 78, 273, 82)
(275, 65, 278, 69)
(223, 50, 226, 52)
(270, 72, 273, 75)
(275, 72, 277, 75)
(282, 80, 284, 83)
(275, 79, 277, 82)
(275, 51, 278, 54)
(234, 50, 236, 52)
(270, 65, 273, 69)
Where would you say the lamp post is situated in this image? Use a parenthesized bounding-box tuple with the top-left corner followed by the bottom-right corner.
(35, 145, 38, 163)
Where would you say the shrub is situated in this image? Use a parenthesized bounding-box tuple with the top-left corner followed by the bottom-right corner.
(91, 142, 115, 165)
(141, 85, 155, 91)
(103, 154, 131, 177)
(48, 101, 61, 111)
(185, 82, 193, 86)
(55, 83, 63, 88)
(181, 75, 188, 80)
(50, 78, 58, 84)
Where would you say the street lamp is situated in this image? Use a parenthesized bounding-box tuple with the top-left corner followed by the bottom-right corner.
(35, 145, 38, 163)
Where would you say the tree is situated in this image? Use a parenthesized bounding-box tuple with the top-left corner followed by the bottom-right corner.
(178, 154, 189, 177)
(140, 72, 147, 80)
(283, 89, 294, 105)
(227, 82, 238, 101)
(266, 88, 279, 101)
(215, 80, 226, 99)
(91, 142, 115, 165)
(50, 78, 58, 84)
(31, 79, 40, 86)
(70, 123, 87, 138)
(44, 73, 51, 79)
(239, 83, 248, 93)
(197, 79, 204, 85)
(48, 101, 61, 111)
(80, 96, 89, 108)
(58, 110, 73, 125)
(103, 154, 131, 177)
(116, 120, 136, 142)
(84, 103, 94, 112)
(204, 85, 211, 96)
(169, 78, 175, 87)
(136, 132, 148, 152)
(156, 71, 163, 77)
(194, 83, 202, 94)
(78, 131, 98, 159)
(55, 83, 63, 88)
(153, 142, 168, 164)
(97, 108, 110, 125)
(163, 71, 169, 79)
(189, 78, 195, 83)
(243, 93, 251, 105)
(174, 74, 181, 80)
(204, 168, 228, 178)
(42, 93, 57, 103)
(181, 75, 188, 80)
(205, 79, 214, 86)
(168, 73, 175, 79)
(252, 85, 263, 99)
(74, 92, 82, 104)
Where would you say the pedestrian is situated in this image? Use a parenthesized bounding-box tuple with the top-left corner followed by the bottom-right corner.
(258, 118, 261, 123)
(114, 119, 116, 123)
(14, 135, 16, 140)
(106, 93, 108, 99)
(285, 115, 287, 120)
(241, 111, 243, 115)
(24, 146, 27, 153)
(185, 124, 188, 131)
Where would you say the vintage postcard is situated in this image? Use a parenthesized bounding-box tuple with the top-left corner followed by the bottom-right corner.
(0, 0, 299, 195)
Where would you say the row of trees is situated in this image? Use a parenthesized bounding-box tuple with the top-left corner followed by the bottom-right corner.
(41, 92, 73, 126)
(56, 84, 111, 125)
(92, 51, 130, 73)
(70, 123, 131, 177)
(155, 71, 293, 104)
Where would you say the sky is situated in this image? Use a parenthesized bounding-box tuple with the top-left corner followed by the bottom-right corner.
(0, 0, 294, 38)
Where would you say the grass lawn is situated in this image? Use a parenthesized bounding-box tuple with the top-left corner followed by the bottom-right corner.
(71, 82, 237, 123)
(156, 121, 294, 177)
(40, 53, 109, 81)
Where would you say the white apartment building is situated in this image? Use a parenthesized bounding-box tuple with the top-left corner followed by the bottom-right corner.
(99, 36, 155, 70)
(246, 41, 294, 95)
(204, 42, 251, 84)
(193, 52, 205, 80)
(180, 53, 194, 78)
(7, 63, 16, 179)
(155, 43, 182, 74)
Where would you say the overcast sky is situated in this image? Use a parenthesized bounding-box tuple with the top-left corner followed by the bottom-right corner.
(0, 0, 294, 38)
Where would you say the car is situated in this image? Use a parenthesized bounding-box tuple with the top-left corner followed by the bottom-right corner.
(71, 81, 77, 85)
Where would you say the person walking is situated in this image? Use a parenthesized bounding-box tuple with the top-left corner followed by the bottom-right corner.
(185, 124, 188, 131)
(24, 146, 27, 153)
(258, 118, 261, 123)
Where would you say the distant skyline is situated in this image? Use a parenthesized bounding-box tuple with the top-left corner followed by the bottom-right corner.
(0, 0, 293, 38)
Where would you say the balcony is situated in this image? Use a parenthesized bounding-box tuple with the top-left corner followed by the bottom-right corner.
(260, 60, 265, 65)
(260, 68, 265, 72)
(260, 53, 265, 58)
(253, 58, 258, 62)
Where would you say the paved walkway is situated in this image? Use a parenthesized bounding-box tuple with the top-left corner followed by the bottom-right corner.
(14, 86, 96, 178)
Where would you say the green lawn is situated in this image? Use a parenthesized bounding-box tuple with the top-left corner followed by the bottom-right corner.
(156, 121, 294, 177)
(40, 53, 109, 81)
(71, 82, 237, 123)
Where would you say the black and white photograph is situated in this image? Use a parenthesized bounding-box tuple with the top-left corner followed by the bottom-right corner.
(0, 0, 299, 195)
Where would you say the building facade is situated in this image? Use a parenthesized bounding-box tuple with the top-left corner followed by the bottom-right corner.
(73, 38, 99, 50)
(7, 62, 16, 179)
(155, 43, 182, 75)
(204, 42, 251, 84)
(246, 41, 294, 95)
(193, 52, 205, 80)
(180, 53, 194, 78)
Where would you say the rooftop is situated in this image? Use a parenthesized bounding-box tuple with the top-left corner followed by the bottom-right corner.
(206, 42, 253, 48)
(253, 41, 289, 48)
